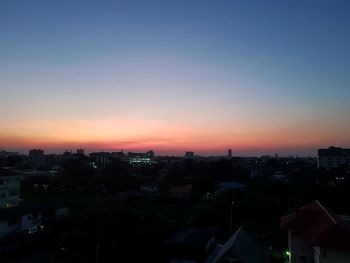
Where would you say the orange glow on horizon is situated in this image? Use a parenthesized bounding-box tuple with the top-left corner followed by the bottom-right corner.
(1, 117, 349, 155)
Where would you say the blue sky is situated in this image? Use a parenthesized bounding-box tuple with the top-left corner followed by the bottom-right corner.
(1, 0, 350, 156)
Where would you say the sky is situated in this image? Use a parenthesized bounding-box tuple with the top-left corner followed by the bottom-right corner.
(1, 0, 350, 156)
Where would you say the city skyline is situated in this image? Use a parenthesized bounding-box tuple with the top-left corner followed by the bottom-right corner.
(0, 145, 336, 158)
(1, 1, 350, 156)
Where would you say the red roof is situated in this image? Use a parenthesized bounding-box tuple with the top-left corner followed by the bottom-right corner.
(281, 200, 350, 250)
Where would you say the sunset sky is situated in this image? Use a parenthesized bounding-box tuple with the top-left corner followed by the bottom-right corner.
(1, 0, 350, 156)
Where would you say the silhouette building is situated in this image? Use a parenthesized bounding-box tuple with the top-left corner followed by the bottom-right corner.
(76, 148, 85, 155)
(28, 149, 46, 168)
(29, 149, 44, 157)
(128, 150, 155, 164)
(0, 151, 19, 158)
(318, 146, 350, 169)
(185, 151, 195, 160)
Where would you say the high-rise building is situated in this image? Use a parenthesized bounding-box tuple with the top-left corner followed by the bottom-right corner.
(318, 146, 350, 168)
(228, 149, 232, 158)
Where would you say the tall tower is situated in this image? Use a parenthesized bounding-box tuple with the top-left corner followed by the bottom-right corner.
(228, 149, 232, 158)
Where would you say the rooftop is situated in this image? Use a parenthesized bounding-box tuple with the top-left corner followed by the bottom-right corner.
(0, 168, 22, 178)
(318, 147, 350, 157)
(281, 200, 350, 250)
(204, 226, 270, 263)
(163, 226, 223, 250)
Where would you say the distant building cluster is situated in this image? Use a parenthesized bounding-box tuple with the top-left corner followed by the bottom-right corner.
(0, 168, 68, 238)
(1, 145, 350, 172)
(0, 150, 19, 158)
(128, 150, 155, 164)
(88, 150, 156, 167)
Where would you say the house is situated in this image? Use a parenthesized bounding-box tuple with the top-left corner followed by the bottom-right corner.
(163, 226, 225, 262)
(0, 203, 68, 238)
(0, 206, 43, 238)
(21, 209, 42, 234)
(0, 168, 22, 209)
(281, 200, 350, 263)
(204, 226, 270, 263)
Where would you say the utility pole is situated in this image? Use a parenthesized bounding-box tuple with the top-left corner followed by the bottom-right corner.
(96, 241, 100, 263)
(230, 201, 234, 232)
